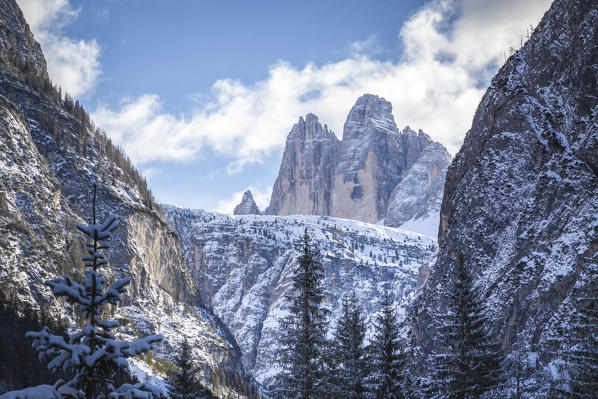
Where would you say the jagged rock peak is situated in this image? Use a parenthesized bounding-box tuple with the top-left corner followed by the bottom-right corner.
(0, 0, 48, 77)
(342, 94, 398, 139)
(288, 112, 336, 141)
(233, 190, 261, 215)
(265, 112, 340, 216)
(265, 94, 449, 225)
(331, 94, 431, 222)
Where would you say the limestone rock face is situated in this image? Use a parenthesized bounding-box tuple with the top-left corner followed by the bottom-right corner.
(416, 0, 598, 376)
(265, 113, 340, 216)
(267, 95, 446, 226)
(384, 141, 452, 235)
(331, 101, 433, 223)
(233, 190, 261, 215)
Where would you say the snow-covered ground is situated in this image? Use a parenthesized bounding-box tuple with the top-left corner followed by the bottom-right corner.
(164, 206, 437, 386)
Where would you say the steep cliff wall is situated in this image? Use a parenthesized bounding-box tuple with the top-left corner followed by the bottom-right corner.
(331, 97, 431, 222)
(416, 0, 598, 378)
(266, 113, 340, 216)
(384, 141, 452, 235)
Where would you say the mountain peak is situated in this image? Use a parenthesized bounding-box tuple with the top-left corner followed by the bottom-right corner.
(288, 113, 336, 142)
(344, 94, 397, 138)
(267, 94, 447, 224)
(233, 190, 261, 215)
(265, 113, 341, 216)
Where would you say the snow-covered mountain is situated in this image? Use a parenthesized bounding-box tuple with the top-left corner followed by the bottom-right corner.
(0, 1, 253, 396)
(265, 94, 451, 231)
(163, 205, 437, 386)
(415, 0, 598, 388)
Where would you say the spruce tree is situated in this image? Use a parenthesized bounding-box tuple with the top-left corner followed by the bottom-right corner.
(364, 288, 407, 399)
(274, 229, 329, 399)
(331, 292, 367, 399)
(428, 256, 503, 399)
(0, 183, 163, 398)
(166, 338, 213, 399)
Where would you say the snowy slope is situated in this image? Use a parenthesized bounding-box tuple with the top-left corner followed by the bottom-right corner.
(163, 206, 436, 386)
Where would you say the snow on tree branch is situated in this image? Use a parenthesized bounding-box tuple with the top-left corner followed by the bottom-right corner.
(1, 183, 163, 399)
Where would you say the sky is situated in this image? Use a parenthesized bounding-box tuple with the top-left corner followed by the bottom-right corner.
(17, 0, 552, 213)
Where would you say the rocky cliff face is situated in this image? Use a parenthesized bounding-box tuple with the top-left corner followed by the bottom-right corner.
(267, 95, 448, 226)
(0, 1, 250, 395)
(384, 141, 452, 235)
(331, 97, 431, 223)
(163, 206, 437, 386)
(265, 113, 340, 216)
(234, 190, 261, 215)
(416, 0, 597, 383)
(0, 0, 46, 77)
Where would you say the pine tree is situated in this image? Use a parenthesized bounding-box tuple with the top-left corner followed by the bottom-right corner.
(167, 338, 214, 399)
(428, 255, 503, 399)
(331, 291, 367, 398)
(364, 287, 407, 399)
(0, 183, 163, 399)
(274, 229, 329, 399)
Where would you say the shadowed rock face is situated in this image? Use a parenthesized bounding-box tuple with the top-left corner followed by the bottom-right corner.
(266, 113, 340, 216)
(384, 141, 452, 229)
(0, 0, 47, 77)
(234, 190, 261, 215)
(267, 95, 449, 226)
(416, 0, 598, 371)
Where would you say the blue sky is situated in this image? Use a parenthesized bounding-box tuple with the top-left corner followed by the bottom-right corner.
(18, 0, 552, 212)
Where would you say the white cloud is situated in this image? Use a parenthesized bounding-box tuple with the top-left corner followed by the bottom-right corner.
(213, 186, 272, 214)
(92, 0, 551, 169)
(17, 0, 101, 97)
(347, 34, 384, 57)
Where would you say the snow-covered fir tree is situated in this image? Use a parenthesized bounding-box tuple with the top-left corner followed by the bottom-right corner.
(364, 288, 407, 399)
(331, 291, 367, 398)
(0, 183, 163, 399)
(166, 338, 214, 399)
(427, 256, 503, 399)
(273, 229, 330, 399)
